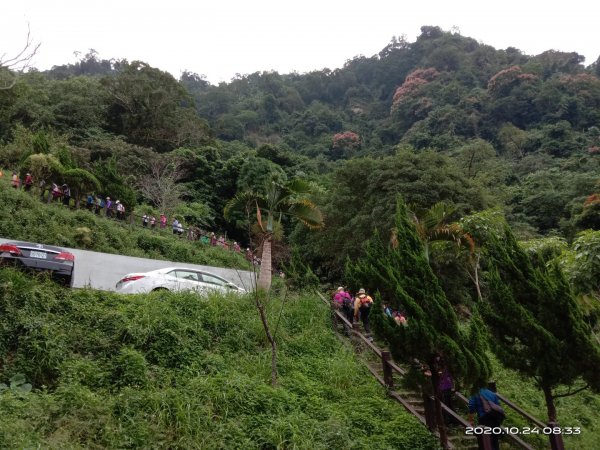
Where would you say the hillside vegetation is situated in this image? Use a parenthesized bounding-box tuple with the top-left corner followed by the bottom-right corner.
(0, 269, 438, 449)
(0, 186, 249, 270)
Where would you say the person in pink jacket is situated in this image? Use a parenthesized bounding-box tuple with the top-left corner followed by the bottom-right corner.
(333, 287, 354, 323)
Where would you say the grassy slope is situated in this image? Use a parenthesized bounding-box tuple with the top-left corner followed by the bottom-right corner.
(0, 269, 438, 449)
(0, 186, 249, 270)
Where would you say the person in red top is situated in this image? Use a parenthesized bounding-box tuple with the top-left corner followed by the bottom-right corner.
(354, 288, 374, 335)
(23, 173, 33, 192)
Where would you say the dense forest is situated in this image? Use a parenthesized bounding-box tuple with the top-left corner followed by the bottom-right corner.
(2, 26, 600, 280)
(2, 24, 600, 293)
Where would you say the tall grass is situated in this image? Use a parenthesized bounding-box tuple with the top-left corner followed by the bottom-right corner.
(0, 186, 249, 269)
(0, 269, 438, 449)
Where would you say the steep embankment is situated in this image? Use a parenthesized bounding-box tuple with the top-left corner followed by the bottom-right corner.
(0, 186, 249, 270)
(0, 269, 438, 449)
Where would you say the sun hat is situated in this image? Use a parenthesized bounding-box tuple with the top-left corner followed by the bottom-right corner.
(358, 288, 366, 294)
(337, 286, 344, 292)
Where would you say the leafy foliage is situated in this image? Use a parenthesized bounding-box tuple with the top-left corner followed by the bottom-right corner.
(461, 210, 600, 421)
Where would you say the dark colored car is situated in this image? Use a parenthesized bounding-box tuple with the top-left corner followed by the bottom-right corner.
(0, 241, 75, 286)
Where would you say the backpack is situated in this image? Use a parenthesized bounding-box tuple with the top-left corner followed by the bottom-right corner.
(342, 294, 353, 309)
(359, 295, 372, 307)
(480, 394, 505, 421)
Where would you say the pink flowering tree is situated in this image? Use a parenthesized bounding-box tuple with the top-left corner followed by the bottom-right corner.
(487, 66, 538, 97)
(331, 131, 361, 160)
(391, 68, 439, 113)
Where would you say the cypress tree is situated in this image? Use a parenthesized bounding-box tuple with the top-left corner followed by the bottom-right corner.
(462, 211, 600, 424)
(346, 198, 491, 446)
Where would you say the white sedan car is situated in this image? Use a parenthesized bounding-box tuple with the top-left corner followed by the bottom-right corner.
(115, 267, 246, 295)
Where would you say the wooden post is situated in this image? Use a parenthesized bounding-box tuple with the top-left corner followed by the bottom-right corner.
(547, 422, 565, 450)
(381, 351, 393, 389)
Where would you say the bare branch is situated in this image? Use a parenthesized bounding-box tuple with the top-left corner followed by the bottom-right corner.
(553, 384, 589, 399)
(0, 23, 41, 90)
(136, 155, 186, 213)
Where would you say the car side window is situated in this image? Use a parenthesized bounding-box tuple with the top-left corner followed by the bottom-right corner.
(200, 273, 226, 286)
(171, 270, 200, 282)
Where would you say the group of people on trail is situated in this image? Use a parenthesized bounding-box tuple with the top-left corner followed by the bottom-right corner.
(85, 194, 128, 220)
(8, 171, 34, 192)
(332, 287, 409, 336)
(331, 286, 504, 450)
(4, 169, 254, 262)
(332, 287, 375, 336)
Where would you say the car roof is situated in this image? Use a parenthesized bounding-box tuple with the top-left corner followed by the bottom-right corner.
(5, 241, 66, 252)
(156, 267, 228, 279)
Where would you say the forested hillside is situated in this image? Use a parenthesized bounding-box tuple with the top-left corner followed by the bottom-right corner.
(2, 25, 600, 448)
(1, 25, 599, 280)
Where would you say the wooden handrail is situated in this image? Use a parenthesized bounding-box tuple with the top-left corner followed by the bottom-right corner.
(496, 393, 546, 428)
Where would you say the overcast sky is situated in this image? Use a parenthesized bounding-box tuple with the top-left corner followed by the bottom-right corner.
(2, 0, 599, 85)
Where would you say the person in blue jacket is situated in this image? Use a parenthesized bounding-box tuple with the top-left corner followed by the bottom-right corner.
(468, 386, 504, 450)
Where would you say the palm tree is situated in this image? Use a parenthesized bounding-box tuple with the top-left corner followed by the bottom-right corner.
(406, 202, 474, 262)
(406, 202, 481, 300)
(224, 178, 323, 291)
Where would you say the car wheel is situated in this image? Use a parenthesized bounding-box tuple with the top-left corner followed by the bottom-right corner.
(152, 287, 169, 292)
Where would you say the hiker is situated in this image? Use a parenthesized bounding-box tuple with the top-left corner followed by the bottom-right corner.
(39, 179, 46, 200)
(11, 171, 19, 189)
(62, 184, 71, 206)
(468, 386, 505, 450)
(233, 241, 241, 252)
(437, 357, 456, 426)
(354, 288, 374, 335)
(51, 183, 62, 203)
(116, 200, 125, 220)
(335, 287, 354, 324)
(393, 311, 408, 326)
(86, 193, 95, 211)
(95, 195, 103, 214)
(142, 214, 149, 227)
(217, 235, 225, 247)
(210, 232, 217, 246)
(105, 197, 113, 217)
(172, 218, 183, 235)
(23, 173, 33, 192)
(159, 214, 167, 228)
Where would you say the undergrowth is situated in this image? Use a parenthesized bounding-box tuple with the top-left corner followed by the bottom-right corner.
(0, 269, 438, 449)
